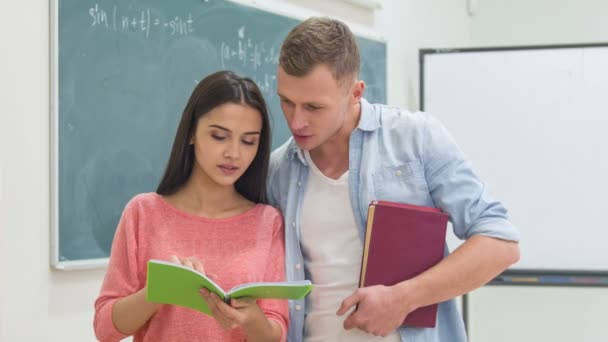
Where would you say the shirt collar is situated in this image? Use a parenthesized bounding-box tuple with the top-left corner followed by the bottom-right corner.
(287, 139, 307, 164)
(356, 98, 380, 132)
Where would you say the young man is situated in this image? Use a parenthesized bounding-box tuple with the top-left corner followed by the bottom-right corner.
(267, 17, 520, 342)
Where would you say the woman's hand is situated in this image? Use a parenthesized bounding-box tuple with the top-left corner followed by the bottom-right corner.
(171, 255, 281, 340)
(199, 290, 264, 329)
(200, 290, 281, 341)
(169, 255, 206, 274)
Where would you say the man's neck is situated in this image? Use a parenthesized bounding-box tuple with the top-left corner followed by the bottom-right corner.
(309, 102, 361, 180)
(309, 142, 350, 180)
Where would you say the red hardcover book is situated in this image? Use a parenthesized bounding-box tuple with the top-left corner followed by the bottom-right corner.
(359, 200, 448, 328)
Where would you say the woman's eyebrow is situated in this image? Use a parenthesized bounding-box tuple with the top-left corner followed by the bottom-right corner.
(208, 124, 231, 132)
(209, 124, 260, 135)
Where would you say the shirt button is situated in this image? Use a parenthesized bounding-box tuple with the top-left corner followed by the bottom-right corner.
(295, 304, 302, 311)
(297, 181, 301, 187)
(395, 170, 402, 176)
(295, 263, 301, 270)
(292, 221, 296, 228)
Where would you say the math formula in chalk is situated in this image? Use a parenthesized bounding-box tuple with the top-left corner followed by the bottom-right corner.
(89, 4, 194, 38)
(220, 26, 279, 97)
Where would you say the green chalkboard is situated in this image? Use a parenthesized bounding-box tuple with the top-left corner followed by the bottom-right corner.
(53, 0, 386, 268)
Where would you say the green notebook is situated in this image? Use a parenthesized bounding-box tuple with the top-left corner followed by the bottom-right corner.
(146, 259, 312, 316)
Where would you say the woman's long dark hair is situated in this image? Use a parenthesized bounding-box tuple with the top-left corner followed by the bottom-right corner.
(156, 70, 271, 204)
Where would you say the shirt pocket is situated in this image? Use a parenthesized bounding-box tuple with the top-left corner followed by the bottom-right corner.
(372, 161, 430, 203)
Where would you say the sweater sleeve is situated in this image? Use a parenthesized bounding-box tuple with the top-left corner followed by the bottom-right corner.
(93, 199, 142, 342)
(256, 210, 289, 342)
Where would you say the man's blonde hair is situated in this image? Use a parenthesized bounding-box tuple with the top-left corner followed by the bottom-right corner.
(279, 17, 360, 85)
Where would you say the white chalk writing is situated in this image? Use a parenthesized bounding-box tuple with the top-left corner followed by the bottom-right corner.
(89, 4, 194, 37)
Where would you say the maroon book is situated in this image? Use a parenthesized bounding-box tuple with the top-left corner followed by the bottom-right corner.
(359, 200, 448, 328)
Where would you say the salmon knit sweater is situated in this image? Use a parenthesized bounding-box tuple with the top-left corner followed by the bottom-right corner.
(93, 193, 288, 342)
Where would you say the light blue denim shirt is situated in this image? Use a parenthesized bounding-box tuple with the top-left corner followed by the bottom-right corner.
(267, 98, 520, 342)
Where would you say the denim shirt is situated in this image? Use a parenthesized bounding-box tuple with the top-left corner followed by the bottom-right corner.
(267, 98, 520, 342)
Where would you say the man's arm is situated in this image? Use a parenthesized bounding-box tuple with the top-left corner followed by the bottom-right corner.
(337, 235, 519, 336)
(336, 114, 520, 336)
(398, 235, 519, 309)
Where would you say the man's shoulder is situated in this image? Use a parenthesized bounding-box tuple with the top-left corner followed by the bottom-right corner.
(362, 99, 431, 130)
(368, 105, 438, 142)
(383, 108, 431, 129)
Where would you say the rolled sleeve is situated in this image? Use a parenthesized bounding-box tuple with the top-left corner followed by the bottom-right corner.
(422, 115, 520, 243)
(266, 314, 288, 342)
(93, 298, 129, 342)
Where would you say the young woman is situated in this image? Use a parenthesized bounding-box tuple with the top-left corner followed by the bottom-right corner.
(94, 71, 287, 342)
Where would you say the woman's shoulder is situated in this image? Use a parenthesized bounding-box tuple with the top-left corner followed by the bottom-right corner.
(122, 192, 163, 214)
(255, 203, 282, 215)
(125, 192, 158, 205)
(252, 203, 283, 225)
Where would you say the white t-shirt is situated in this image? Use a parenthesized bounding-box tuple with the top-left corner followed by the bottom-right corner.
(300, 151, 401, 342)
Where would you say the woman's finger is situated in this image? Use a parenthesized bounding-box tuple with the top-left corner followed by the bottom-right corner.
(201, 289, 221, 318)
(191, 258, 206, 275)
(169, 255, 181, 264)
(212, 294, 240, 320)
(182, 257, 194, 269)
(230, 297, 256, 308)
(201, 290, 237, 329)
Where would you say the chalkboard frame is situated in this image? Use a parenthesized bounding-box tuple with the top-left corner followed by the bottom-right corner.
(50, 0, 387, 270)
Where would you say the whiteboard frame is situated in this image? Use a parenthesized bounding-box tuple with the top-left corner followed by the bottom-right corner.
(419, 43, 608, 285)
(50, 0, 386, 270)
(419, 42, 608, 111)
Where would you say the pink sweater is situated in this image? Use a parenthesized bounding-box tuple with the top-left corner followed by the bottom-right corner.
(94, 193, 288, 342)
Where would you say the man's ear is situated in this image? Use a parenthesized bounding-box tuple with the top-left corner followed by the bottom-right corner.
(351, 80, 365, 102)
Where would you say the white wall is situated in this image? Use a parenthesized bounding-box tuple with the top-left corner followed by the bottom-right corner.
(376, 0, 472, 110)
(1, 1, 108, 340)
(465, 1, 608, 341)
(468, 286, 608, 342)
(471, 0, 608, 46)
(0, 0, 470, 341)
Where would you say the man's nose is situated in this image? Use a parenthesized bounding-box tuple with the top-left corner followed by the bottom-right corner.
(290, 107, 308, 131)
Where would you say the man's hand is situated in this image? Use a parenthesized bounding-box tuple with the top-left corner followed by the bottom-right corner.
(336, 284, 414, 337)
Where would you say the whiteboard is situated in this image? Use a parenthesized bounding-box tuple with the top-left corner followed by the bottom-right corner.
(421, 44, 608, 273)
